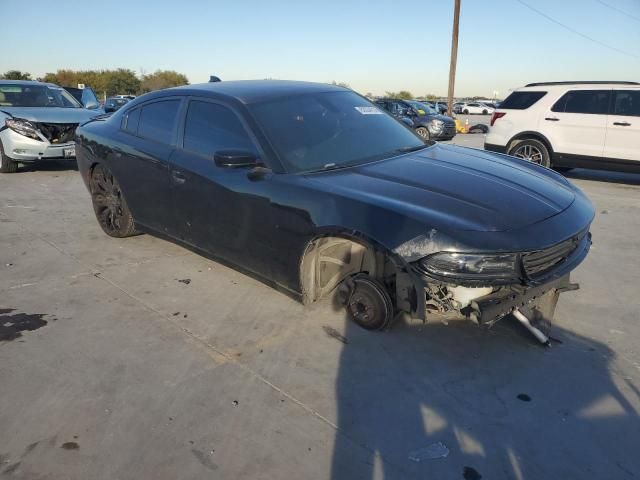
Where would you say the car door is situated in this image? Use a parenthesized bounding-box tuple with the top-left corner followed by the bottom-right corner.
(110, 97, 183, 234)
(604, 90, 640, 162)
(543, 89, 609, 158)
(169, 97, 275, 275)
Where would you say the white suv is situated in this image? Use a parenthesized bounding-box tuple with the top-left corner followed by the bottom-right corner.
(485, 81, 640, 172)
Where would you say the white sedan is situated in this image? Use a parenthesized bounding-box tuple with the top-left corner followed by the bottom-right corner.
(458, 102, 495, 115)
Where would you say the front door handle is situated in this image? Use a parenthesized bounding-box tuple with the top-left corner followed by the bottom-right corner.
(171, 170, 186, 184)
(613, 121, 631, 126)
(545, 117, 560, 122)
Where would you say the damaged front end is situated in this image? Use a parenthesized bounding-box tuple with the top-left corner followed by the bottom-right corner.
(35, 122, 78, 144)
(4, 118, 78, 144)
(396, 229, 591, 343)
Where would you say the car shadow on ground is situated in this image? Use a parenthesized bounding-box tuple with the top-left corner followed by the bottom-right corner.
(18, 160, 78, 173)
(563, 168, 640, 186)
(329, 308, 640, 479)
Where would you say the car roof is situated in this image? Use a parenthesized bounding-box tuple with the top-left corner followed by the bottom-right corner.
(517, 81, 639, 91)
(0, 79, 59, 87)
(157, 80, 347, 104)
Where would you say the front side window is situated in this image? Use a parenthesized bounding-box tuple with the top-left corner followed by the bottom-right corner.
(551, 90, 610, 114)
(0, 83, 82, 108)
(137, 100, 180, 144)
(249, 91, 424, 173)
(183, 101, 256, 157)
(612, 90, 640, 117)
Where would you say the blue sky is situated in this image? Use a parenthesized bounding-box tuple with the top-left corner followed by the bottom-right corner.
(2, 0, 639, 97)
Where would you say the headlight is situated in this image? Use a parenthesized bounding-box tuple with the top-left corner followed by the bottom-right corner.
(5, 118, 42, 141)
(428, 119, 444, 132)
(419, 252, 518, 281)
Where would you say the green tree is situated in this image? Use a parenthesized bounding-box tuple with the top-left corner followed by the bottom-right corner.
(425, 93, 437, 101)
(2, 70, 32, 80)
(105, 69, 141, 96)
(141, 70, 189, 92)
(385, 90, 413, 100)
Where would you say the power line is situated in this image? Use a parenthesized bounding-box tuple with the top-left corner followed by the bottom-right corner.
(514, 0, 640, 60)
(596, 0, 640, 23)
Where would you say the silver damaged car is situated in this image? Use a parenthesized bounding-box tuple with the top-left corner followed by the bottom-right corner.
(0, 80, 103, 173)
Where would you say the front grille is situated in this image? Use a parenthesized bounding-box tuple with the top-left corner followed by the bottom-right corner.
(522, 233, 584, 277)
(442, 124, 456, 136)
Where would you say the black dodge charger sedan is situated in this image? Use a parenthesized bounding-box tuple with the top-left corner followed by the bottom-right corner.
(75, 81, 594, 343)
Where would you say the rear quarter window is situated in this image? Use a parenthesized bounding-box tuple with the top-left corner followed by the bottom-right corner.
(499, 91, 547, 109)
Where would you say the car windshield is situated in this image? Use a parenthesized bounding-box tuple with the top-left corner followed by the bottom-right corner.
(250, 91, 426, 173)
(107, 98, 128, 106)
(406, 100, 437, 115)
(0, 83, 82, 108)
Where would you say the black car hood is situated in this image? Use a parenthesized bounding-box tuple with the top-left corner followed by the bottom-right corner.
(304, 144, 575, 233)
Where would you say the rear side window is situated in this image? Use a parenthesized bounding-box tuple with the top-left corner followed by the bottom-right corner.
(612, 90, 640, 117)
(499, 91, 546, 109)
(123, 108, 141, 134)
(551, 90, 610, 115)
(183, 101, 255, 157)
(137, 100, 180, 144)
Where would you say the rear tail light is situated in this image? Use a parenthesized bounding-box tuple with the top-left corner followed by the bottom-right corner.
(490, 112, 506, 126)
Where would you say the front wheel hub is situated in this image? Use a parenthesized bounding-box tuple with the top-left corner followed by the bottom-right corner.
(344, 274, 395, 331)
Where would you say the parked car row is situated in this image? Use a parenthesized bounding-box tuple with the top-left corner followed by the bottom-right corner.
(375, 99, 456, 141)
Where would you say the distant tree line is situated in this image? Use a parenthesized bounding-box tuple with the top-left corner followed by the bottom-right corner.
(1, 70, 491, 101)
(1, 69, 189, 97)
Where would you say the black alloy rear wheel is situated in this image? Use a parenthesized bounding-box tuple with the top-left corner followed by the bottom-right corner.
(90, 164, 138, 237)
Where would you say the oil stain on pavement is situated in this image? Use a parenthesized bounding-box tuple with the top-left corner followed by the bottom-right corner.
(0, 308, 51, 342)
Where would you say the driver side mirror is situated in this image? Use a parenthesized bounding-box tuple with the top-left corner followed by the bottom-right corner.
(85, 101, 100, 110)
(214, 150, 260, 168)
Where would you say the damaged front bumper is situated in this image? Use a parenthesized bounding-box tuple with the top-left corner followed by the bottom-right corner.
(401, 230, 591, 326)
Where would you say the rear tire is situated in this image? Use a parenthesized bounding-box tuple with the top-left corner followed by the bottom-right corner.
(508, 138, 551, 168)
(345, 274, 395, 331)
(463, 109, 469, 114)
(90, 164, 139, 237)
(0, 142, 18, 173)
(482, 109, 488, 115)
(415, 126, 430, 140)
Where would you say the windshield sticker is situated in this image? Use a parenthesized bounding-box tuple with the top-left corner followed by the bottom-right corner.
(354, 106, 383, 115)
(0, 86, 22, 93)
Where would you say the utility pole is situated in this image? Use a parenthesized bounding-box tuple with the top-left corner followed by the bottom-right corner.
(447, 0, 461, 117)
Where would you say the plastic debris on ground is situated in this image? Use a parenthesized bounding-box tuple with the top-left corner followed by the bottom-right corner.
(408, 442, 450, 462)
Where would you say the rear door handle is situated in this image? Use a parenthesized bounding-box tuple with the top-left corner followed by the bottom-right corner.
(171, 169, 187, 184)
(613, 121, 631, 126)
(544, 117, 560, 122)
